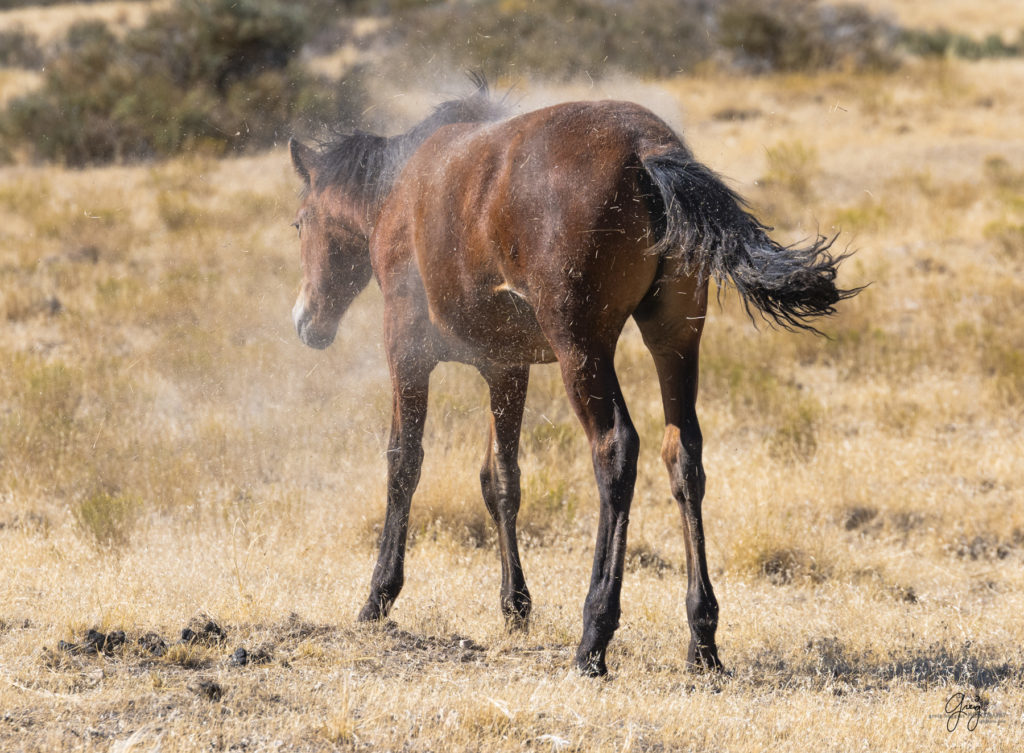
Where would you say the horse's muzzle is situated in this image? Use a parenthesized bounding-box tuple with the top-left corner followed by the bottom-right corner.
(293, 296, 336, 350)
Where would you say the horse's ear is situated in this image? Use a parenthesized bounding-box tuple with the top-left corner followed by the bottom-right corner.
(290, 137, 315, 186)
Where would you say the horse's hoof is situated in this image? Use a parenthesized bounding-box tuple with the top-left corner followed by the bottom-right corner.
(501, 590, 532, 633)
(574, 650, 608, 678)
(687, 640, 724, 672)
(357, 603, 386, 623)
(503, 613, 530, 633)
(687, 659, 725, 674)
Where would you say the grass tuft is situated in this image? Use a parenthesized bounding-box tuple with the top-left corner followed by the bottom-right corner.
(74, 488, 141, 550)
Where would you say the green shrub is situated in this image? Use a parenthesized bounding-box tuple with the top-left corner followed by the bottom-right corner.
(1, 0, 365, 165)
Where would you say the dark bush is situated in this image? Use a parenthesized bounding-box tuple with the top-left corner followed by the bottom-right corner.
(1, 0, 365, 165)
(717, 0, 899, 73)
(125, 0, 308, 92)
(376, 0, 901, 82)
(385, 0, 713, 81)
(0, 0, 143, 6)
(0, 25, 44, 68)
(901, 28, 1023, 60)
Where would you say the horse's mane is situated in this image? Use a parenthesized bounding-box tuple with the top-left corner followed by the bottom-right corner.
(312, 75, 507, 209)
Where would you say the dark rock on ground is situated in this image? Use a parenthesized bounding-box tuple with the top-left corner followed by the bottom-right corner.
(229, 645, 273, 667)
(181, 615, 227, 645)
(139, 632, 167, 657)
(58, 628, 125, 656)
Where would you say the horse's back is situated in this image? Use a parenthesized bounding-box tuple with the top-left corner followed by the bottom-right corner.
(374, 100, 682, 363)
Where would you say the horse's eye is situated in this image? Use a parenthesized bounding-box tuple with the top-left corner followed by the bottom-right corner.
(292, 221, 301, 236)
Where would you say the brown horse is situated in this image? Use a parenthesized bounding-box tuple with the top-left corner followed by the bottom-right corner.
(289, 81, 856, 676)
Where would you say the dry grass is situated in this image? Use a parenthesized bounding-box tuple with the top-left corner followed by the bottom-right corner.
(858, 0, 1024, 37)
(0, 67, 41, 108)
(0, 1, 166, 44)
(2, 10, 1024, 751)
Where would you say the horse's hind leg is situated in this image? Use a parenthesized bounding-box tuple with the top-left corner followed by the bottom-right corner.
(548, 338, 640, 676)
(478, 363, 531, 630)
(634, 280, 723, 671)
(653, 348, 722, 671)
(357, 357, 433, 623)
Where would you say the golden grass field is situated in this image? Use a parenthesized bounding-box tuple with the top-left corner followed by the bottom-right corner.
(2, 2, 1024, 751)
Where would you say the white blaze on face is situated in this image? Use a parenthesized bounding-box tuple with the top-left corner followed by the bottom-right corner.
(291, 286, 336, 349)
(292, 292, 308, 336)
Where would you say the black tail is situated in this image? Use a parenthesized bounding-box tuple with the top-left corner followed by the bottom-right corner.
(641, 149, 859, 332)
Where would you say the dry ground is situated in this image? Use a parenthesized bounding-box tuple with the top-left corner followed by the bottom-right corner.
(2, 5, 1024, 752)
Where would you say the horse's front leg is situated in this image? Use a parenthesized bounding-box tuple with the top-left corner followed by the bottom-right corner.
(478, 362, 531, 630)
(358, 356, 434, 622)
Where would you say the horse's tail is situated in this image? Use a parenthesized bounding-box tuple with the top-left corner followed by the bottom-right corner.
(640, 148, 859, 332)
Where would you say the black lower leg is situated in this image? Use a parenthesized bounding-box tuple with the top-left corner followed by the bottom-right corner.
(670, 421, 722, 671)
(359, 365, 429, 623)
(574, 404, 639, 676)
(358, 442, 422, 622)
(479, 363, 532, 630)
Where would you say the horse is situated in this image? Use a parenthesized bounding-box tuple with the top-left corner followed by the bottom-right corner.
(288, 80, 857, 676)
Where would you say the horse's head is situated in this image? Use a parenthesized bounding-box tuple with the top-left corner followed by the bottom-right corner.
(289, 137, 374, 350)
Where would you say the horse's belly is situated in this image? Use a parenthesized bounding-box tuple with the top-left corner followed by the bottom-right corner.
(432, 286, 556, 364)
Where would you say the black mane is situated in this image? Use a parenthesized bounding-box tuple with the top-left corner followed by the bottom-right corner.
(312, 77, 506, 209)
